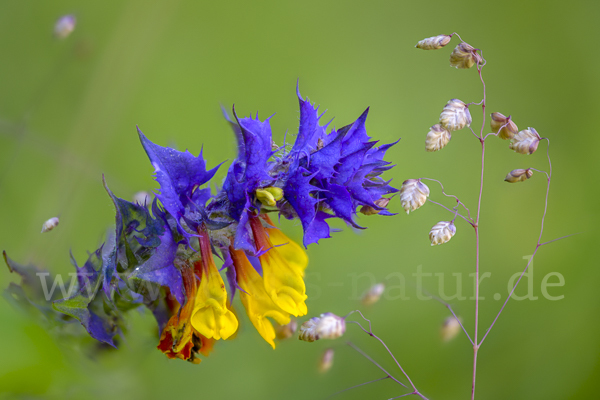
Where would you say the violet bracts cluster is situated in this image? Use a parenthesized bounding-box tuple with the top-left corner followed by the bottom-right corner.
(4, 86, 398, 363)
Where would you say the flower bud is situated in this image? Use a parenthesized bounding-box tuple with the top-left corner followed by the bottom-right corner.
(319, 348, 335, 373)
(415, 34, 452, 50)
(133, 191, 151, 205)
(504, 168, 533, 183)
(490, 112, 518, 140)
(509, 128, 541, 155)
(361, 283, 385, 306)
(425, 124, 452, 152)
(54, 15, 76, 39)
(255, 187, 284, 207)
(316, 313, 346, 340)
(299, 317, 320, 342)
(359, 197, 393, 216)
(449, 42, 482, 69)
(41, 217, 60, 233)
(439, 99, 472, 132)
(400, 179, 430, 214)
(441, 316, 462, 342)
(429, 221, 456, 246)
(275, 320, 297, 340)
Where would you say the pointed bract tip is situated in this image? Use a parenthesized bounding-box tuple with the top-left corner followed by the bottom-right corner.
(3, 251, 12, 273)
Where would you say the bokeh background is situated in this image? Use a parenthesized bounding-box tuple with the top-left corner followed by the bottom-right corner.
(1, 1, 598, 399)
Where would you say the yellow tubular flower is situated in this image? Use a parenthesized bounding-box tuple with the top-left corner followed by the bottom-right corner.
(191, 228, 239, 340)
(157, 266, 197, 362)
(262, 215, 308, 276)
(230, 246, 291, 349)
(250, 216, 307, 317)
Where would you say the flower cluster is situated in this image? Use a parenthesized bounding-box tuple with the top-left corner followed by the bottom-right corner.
(4, 86, 398, 363)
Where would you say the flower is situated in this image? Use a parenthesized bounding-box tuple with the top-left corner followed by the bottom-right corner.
(190, 227, 239, 340)
(5, 85, 399, 363)
(415, 34, 452, 50)
(429, 221, 456, 245)
(316, 313, 346, 339)
(299, 317, 320, 342)
(449, 42, 481, 69)
(441, 316, 462, 342)
(509, 128, 541, 155)
(504, 168, 533, 183)
(490, 112, 518, 140)
(361, 283, 385, 305)
(439, 99, 472, 132)
(400, 179, 430, 214)
(54, 15, 76, 39)
(274, 320, 298, 340)
(425, 124, 451, 152)
(157, 265, 213, 363)
(41, 217, 59, 233)
(319, 348, 335, 372)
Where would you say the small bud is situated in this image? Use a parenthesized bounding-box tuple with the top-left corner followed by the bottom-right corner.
(41, 217, 60, 233)
(509, 128, 541, 155)
(449, 42, 482, 69)
(425, 124, 452, 152)
(441, 316, 462, 342)
(316, 313, 346, 340)
(415, 34, 452, 50)
(361, 283, 385, 306)
(439, 99, 472, 132)
(319, 348, 335, 373)
(359, 197, 393, 216)
(255, 187, 284, 207)
(400, 179, 430, 214)
(275, 320, 298, 340)
(54, 15, 76, 39)
(133, 191, 151, 205)
(299, 317, 320, 342)
(429, 221, 456, 246)
(490, 112, 519, 140)
(504, 168, 533, 183)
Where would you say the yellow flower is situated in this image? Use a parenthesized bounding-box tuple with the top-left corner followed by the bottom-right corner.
(230, 246, 291, 349)
(250, 216, 308, 317)
(263, 215, 308, 277)
(157, 266, 199, 363)
(190, 228, 239, 340)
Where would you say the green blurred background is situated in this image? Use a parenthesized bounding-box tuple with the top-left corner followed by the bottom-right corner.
(1, 1, 598, 399)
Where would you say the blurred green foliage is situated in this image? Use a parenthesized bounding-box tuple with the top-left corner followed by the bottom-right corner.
(1, 1, 599, 399)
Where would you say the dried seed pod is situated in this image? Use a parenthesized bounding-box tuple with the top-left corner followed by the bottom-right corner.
(319, 348, 335, 373)
(316, 313, 346, 340)
(509, 128, 541, 155)
(400, 179, 430, 214)
(441, 316, 462, 342)
(361, 283, 385, 306)
(490, 112, 518, 140)
(449, 42, 482, 69)
(41, 217, 60, 233)
(425, 124, 452, 152)
(429, 221, 456, 246)
(299, 317, 320, 342)
(415, 34, 452, 50)
(504, 169, 533, 183)
(439, 99, 472, 132)
(275, 320, 298, 340)
(54, 15, 76, 39)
